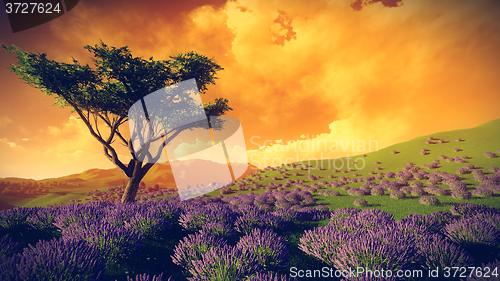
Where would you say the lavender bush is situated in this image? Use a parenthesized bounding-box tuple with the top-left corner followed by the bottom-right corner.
(419, 195, 440, 206)
(0, 207, 58, 244)
(171, 231, 226, 271)
(298, 226, 350, 266)
(0, 234, 21, 262)
(333, 226, 418, 279)
(179, 202, 235, 232)
(399, 212, 454, 235)
(416, 234, 471, 270)
(353, 198, 368, 207)
(234, 206, 282, 234)
(236, 229, 287, 270)
(61, 220, 141, 268)
(445, 217, 498, 247)
(3, 239, 104, 281)
(189, 245, 258, 281)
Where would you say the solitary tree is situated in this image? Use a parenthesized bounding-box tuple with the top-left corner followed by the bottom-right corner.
(4, 42, 230, 203)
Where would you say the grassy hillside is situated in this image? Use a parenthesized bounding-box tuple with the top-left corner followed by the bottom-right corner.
(225, 119, 500, 218)
(1, 119, 498, 212)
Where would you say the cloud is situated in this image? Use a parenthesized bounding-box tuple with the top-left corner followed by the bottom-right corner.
(248, 114, 409, 167)
(0, 137, 18, 148)
(351, 0, 403, 11)
(271, 10, 297, 45)
(1, 0, 500, 177)
(0, 116, 116, 179)
(0, 116, 13, 128)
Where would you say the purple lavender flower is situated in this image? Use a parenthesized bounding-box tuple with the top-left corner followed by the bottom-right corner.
(410, 186, 425, 197)
(172, 232, 226, 271)
(419, 195, 440, 206)
(484, 151, 498, 158)
(0, 234, 21, 262)
(389, 189, 405, 199)
(347, 188, 369, 196)
(0, 256, 19, 281)
(458, 166, 472, 175)
(299, 226, 350, 266)
(0, 207, 58, 244)
(349, 209, 395, 232)
(14, 239, 104, 281)
(126, 206, 174, 239)
(416, 234, 471, 269)
(370, 186, 385, 196)
(292, 206, 330, 221)
(179, 202, 235, 232)
(450, 203, 498, 217)
(236, 229, 288, 270)
(353, 198, 368, 207)
(0, 207, 33, 235)
(61, 220, 141, 267)
(423, 186, 449, 196)
(271, 208, 299, 224)
(333, 226, 418, 278)
(445, 217, 498, 247)
(451, 190, 472, 200)
(201, 221, 234, 238)
(397, 219, 432, 242)
(53, 202, 109, 229)
(473, 185, 495, 197)
(26, 207, 58, 231)
(104, 203, 144, 226)
(446, 179, 468, 193)
(274, 198, 294, 210)
(189, 245, 258, 281)
(234, 206, 282, 234)
(400, 212, 454, 235)
(328, 208, 360, 227)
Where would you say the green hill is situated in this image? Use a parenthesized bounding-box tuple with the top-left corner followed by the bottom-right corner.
(1, 119, 499, 214)
(230, 119, 500, 218)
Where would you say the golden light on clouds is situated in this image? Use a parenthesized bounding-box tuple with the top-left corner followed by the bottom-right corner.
(0, 0, 499, 178)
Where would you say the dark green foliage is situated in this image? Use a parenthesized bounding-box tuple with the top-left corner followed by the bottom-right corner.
(3, 42, 230, 202)
(4, 43, 224, 116)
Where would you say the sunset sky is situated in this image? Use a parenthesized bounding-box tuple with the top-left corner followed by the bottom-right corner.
(0, 0, 499, 179)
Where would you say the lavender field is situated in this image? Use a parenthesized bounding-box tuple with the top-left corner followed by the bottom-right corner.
(1, 122, 499, 280)
(0, 189, 499, 280)
(2, 0, 500, 278)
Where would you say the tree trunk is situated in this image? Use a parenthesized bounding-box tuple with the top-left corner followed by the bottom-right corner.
(121, 161, 144, 203)
(121, 175, 141, 203)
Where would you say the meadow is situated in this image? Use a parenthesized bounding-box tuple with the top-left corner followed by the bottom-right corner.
(0, 120, 499, 280)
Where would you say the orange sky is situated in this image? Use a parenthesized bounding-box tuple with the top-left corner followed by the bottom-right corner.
(0, 0, 499, 179)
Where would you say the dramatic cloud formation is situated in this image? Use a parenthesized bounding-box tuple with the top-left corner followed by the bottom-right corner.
(350, 0, 403, 11)
(0, 0, 499, 177)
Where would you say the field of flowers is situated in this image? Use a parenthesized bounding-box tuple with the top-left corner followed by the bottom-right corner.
(1, 122, 499, 280)
(1, 187, 499, 280)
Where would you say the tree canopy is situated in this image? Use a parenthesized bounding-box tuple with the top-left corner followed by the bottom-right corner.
(4, 42, 231, 202)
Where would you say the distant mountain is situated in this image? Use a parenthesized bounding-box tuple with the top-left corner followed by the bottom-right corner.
(0, 161, 257, 208)
(47, 163, 176, 190)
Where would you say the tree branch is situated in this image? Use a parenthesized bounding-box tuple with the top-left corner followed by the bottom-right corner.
(69, 103, 131, 176)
